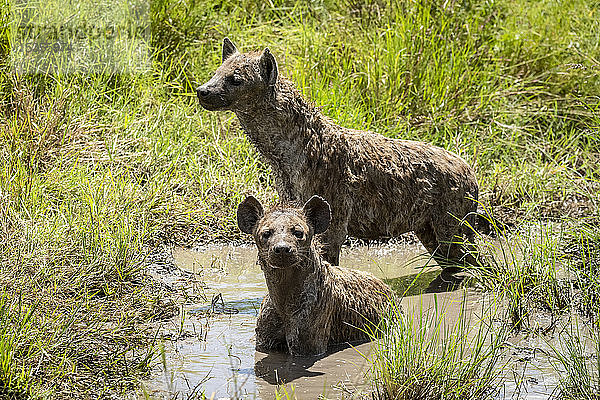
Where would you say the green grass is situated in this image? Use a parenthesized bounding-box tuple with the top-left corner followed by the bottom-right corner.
(466, 218, 600, 331)
(548, 315, 600, 400)
(369, 293, 506, 400)
(547, 224, 600, 399)
(470, 221, 571, 329)
(0, 0, 599, 397)
(566, 223, 600, 318)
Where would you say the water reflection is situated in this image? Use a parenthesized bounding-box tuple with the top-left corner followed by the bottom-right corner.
(254, 352, 326, 385)
(384, 268, 470, 295)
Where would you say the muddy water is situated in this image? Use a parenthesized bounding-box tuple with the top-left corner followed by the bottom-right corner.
(147, 241, 440, 399)
(146, 242, 579, 399)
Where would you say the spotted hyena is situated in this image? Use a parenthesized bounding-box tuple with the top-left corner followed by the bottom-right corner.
(237, 195, 395, 356)
(199, 38, 480, 267)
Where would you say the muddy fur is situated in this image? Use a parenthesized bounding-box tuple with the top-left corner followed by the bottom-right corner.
(237, 195, 395, 356)
(198, 38, 480, 266)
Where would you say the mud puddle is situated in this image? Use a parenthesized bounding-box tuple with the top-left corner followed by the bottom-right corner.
(145, 241, 437, 398)
(145, 242, 589, 399)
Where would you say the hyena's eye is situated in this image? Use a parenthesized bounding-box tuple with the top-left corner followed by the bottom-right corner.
(292, 228, 304, 240)
(261, 230, 272, 241)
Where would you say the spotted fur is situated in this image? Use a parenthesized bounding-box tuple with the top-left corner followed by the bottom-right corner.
(237, 195, 395, 356)
(199, 38, 480, 266)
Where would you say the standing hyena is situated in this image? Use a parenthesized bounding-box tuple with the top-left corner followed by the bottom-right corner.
(237, 194, 395, 356)
(197, 38, 480, 267)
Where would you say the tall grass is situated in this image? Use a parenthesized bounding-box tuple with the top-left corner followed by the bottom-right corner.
(0, 295, 38, 398)
(566, 223, 600, 318)
(546, 224, 600, 399)
(0, 0, 599, 397)
(370, 294, 506, 400)
(471, 221, 571, 329)
(468, 218, 600, 332)
(0, 176, 176, 397)
(548, 316, 600, 400)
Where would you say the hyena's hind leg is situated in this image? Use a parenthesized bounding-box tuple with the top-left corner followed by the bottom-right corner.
(434, 212, 483, 269)
(416, 218, 481, 269)
(415, 222, 449, 268)
(461, 211, 487, 269)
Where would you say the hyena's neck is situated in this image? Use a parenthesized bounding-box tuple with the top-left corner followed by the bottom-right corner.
(260, 246, 325, 316)
(234, 79, 332, 199)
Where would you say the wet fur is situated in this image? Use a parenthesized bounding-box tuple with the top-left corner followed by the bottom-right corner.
(199, 39, 479, 266)
(237, 196, 395, 356)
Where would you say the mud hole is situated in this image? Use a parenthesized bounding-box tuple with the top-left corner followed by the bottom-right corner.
(143, 241, 594, 399)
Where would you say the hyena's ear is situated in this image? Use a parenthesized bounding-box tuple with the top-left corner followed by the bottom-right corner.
(222, 37, 238, 62)
(237, 195, 264, 234)
(302, 196, 331, 235)
(259, 48, 278, 87)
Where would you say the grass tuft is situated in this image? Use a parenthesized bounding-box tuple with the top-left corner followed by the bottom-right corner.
(369, 293, 506, 400)
(470, 219, 572, 330)
(548, 315, 600, 400)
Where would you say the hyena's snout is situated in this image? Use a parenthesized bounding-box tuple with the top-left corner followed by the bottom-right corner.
(196, 83, 216, 104)
(196, 84, 210, 98)
(196, 80, 229, 111)
(268, 239, 298, 268)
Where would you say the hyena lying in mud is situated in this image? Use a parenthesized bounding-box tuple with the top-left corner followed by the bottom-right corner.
(198, 38, 480, 267)
(237, 195, 395, 356)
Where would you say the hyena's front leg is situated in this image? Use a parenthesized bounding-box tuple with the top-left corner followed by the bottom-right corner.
(319, 202, 352, 266)
(285, 306, 331, 356)
(255, 295, 287, 352)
